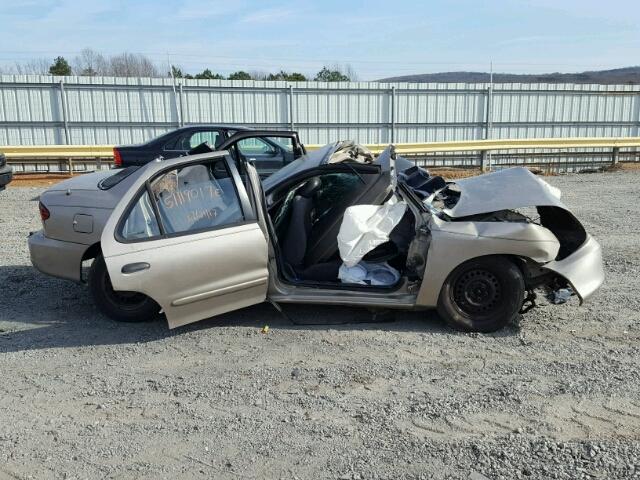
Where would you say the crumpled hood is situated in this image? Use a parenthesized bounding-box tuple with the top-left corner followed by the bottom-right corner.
(439, 167, 566, 218)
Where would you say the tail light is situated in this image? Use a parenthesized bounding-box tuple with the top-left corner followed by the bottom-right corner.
(39, 201, 50, 222)
(113, 147, 122, 167)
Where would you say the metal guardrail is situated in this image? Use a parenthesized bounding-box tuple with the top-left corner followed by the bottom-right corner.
(2, 137, 640, 173)
(1, 145, 113, 158)
(344, 137, 640, 154)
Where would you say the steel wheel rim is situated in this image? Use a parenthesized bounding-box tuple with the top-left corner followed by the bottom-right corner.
(452, 268, 502, 316)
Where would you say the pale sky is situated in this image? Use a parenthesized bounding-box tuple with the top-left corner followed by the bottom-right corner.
(0, 0, 638, 79)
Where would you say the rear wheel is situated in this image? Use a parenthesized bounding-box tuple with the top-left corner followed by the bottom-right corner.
(437, 256, 524, 333)
(88, 254, 160, 323)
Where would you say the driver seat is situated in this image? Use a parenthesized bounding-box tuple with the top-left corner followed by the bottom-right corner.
(281, 178, 340, 281)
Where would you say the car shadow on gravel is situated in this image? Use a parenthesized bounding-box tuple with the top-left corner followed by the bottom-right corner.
(0, 265, 520, 353)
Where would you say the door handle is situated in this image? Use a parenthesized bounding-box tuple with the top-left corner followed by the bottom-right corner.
(121, 262, 150, 274)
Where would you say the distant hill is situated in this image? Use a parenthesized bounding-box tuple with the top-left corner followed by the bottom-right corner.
(378, 67, 640, 84)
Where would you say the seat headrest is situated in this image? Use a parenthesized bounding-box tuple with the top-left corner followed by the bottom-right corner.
(297, 177, 322, 198)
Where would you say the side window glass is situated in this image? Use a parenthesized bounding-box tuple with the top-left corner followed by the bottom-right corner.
(234, 136, 297, 177)
(188, 130, 220, 149)
(269, 137, 294, 153)
(150, 160, 243, 234)
(314, 173, 365, 220)
(121, 191, 161, 240)
(237, 137, 274, 156)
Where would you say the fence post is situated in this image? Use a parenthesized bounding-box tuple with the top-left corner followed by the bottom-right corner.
(390, 86, 396, 144)
(59, 80, 70, 146)
(484, 81, 494, 171)
(178, 82, 185, 126)
(288, 85, 295, 130)
(480, 150, 489, 171)
(612, 147, 620, 166)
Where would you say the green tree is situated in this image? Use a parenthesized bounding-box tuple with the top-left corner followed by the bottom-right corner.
(169, 65, 194, 79)
(170, 65, 184, 78)
(228, 71, 252, 80)
(49, 56, 72, 76)
(266, 71, 307, 81)
(286, 72, 307, 81)
(314, 66, 350, 82)
(194, 69, 225, 80)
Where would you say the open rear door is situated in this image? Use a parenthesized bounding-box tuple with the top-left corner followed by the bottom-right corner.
(100, 152, 269, 328)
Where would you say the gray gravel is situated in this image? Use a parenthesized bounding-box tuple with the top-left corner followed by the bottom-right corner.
(1, 171, 639, 480)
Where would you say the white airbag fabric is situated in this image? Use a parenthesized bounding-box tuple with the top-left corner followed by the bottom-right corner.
(337, 200, 407, 267)
(339, 261, 400, 286)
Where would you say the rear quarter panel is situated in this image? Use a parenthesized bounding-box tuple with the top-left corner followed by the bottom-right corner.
(41, 203, 112, 245)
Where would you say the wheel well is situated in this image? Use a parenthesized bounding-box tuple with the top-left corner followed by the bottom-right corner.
(450, 254, 517, 274)
(82, 244, 163, 310)
(82, 242, 102, 262)
(508, 254, 562, 290)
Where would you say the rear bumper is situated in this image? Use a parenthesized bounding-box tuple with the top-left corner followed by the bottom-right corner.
(0, 165, 12, 190)
(544, 234, 604, 303)
(28, 230, 86, 282)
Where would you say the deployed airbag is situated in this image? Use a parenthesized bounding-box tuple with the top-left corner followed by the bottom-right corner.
(337, 200, 407, 267)
(338, 261, 400, 286)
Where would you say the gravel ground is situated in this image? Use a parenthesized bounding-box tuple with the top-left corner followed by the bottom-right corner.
(0, 171, 639, 480)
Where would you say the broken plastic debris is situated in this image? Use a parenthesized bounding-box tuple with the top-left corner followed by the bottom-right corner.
(550, 288, 573, 304)
(327, 140, 374, 164)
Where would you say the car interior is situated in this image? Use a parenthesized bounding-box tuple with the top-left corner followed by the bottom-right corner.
(265, 164, 418, 288)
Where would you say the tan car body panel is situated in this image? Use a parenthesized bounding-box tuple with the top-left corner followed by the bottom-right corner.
(415, 217, 561, 307)
(416, 167, 603, 305)
(28, 230, 88, 282)
(543, 234, 604, 303)
(102, 223, 269, 329)
(100, 151, 270, 329)
(37, 205, 112, 246)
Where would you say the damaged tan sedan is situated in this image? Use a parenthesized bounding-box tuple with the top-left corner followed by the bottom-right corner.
(28, 138, 604, 332)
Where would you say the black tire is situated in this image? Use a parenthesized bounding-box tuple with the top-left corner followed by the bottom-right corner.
(437, 256, 525, 333)
(88, 254, 160, 323)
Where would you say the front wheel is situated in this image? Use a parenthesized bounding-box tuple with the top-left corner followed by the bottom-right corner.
(88, 254, 160, 323)
(437, 256, 525, 333)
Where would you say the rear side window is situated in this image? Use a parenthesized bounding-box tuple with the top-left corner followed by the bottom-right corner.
(121, 191, 161, 240)
(167, 130, 221, 151)
(118, 158, 244, 241)
(188, 130, 221, 149)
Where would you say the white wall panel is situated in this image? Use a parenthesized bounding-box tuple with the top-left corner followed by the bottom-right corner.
(1, 75, 639, 146)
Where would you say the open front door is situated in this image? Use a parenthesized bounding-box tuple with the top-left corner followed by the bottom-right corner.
(217, 130, 306, 178)
(100, 152, 269, 328)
